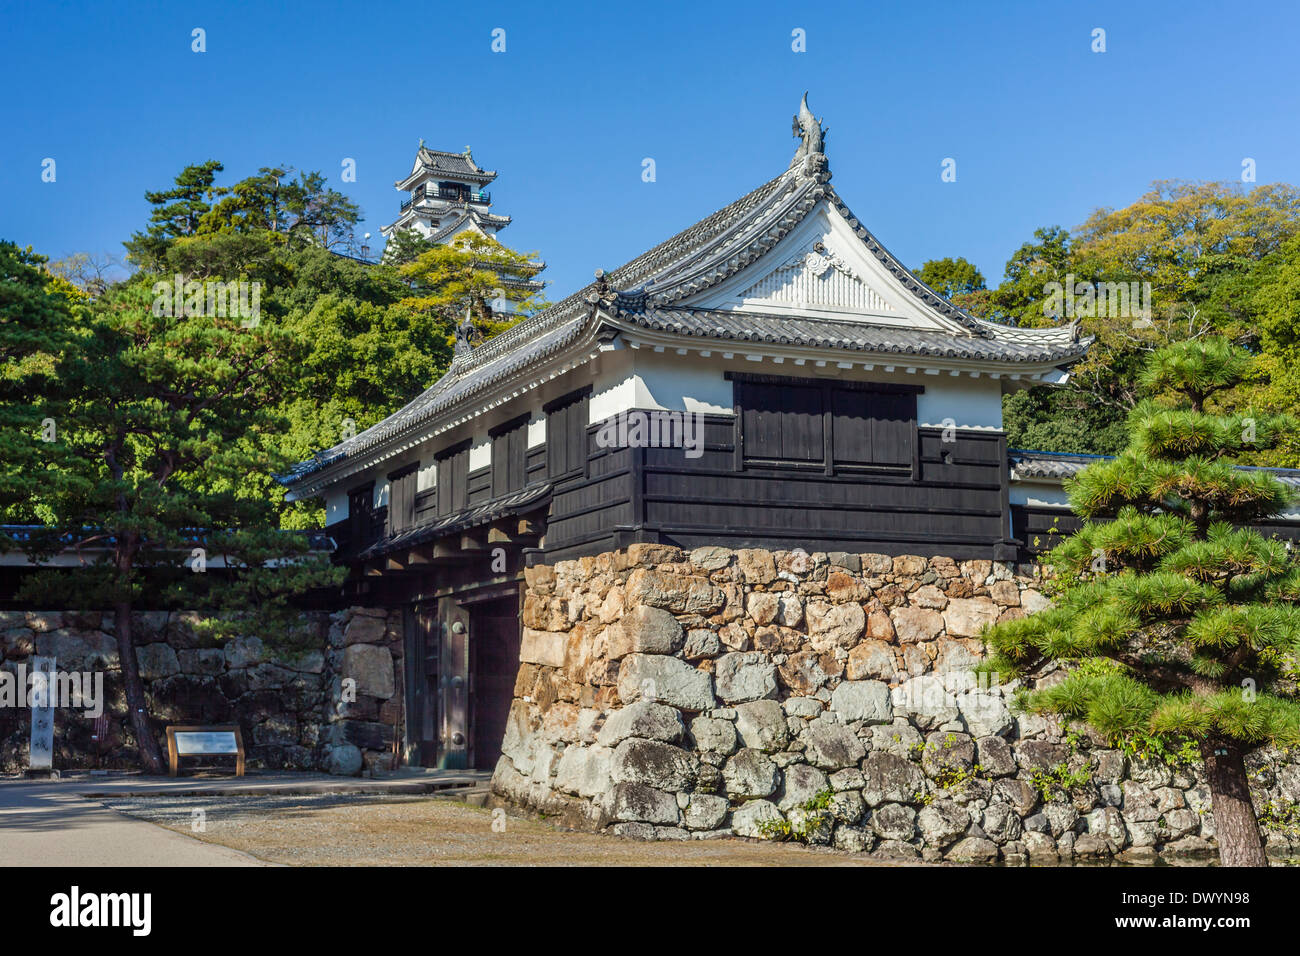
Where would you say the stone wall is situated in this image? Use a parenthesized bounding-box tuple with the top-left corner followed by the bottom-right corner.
(323, 606, 405, 776)
(0, 607, 403, 777)
(492, 545, 1300, 863)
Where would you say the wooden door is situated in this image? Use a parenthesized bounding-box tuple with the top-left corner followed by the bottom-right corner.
(440, 600, 470, 769)
(469, 596, 522, 770)
(405, 605, 441, 767)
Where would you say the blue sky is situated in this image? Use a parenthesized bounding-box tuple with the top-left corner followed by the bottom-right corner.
(4, 0, 1298, 299)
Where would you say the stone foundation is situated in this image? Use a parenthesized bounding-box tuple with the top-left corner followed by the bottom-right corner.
(492, 544, 1300, 863)
(0, 607, 403, 776)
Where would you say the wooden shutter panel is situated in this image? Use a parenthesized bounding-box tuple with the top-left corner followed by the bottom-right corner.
(547, 390, 590, 479)
(491, 418, 528, 497)
(869, 393, 915, 468)
(739, 382, 823, 462)
(831, 389, 873, 464)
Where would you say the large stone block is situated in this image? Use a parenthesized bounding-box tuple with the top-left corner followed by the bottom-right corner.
(731, 799, 783, 837)
(714, 652, 777, 703)
(893, 675, 959, 730)
(610, 782, 679, 825)
(689, 715, 738, 754)
(137, 642, 180, 680)
(957, 692, 1012, 738)
(607, 606, 683, 659)
(733, 699, 789, 752)
(918, 799, 970, 846)
(624, 569, 724, 615)
(596, 700, 686, 747)
(778, 650, 829, 696)
(520, 628, 567, 668)
(803, 718, 867, 770)
(548, 749, 608, 801)
(683, 793, 729, 830)
(617, 654, 715, 711)
(943, 598, 1000, 638)
(830, 680, 891, 724)
(610, 738, 698, 792)
(861, 752, 926, 806)
(325, 742, 363, 776)
(723, 748, 780, 798)
(846, 640, 896, 681)
(343, 614, 388, 645)
(870, 802, 917, 841)
(342, 643, 395, 700)
(890, 607, 944, 644)
(777, 762, 830, 811)
(806, 601, 866, 648)
(735, 549, 777, 585)
(223, 635, 267, 669)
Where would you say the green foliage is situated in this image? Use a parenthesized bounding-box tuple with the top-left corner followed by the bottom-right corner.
(985, 338, 1300, 792)
(1028, 762, 1094, 802)
(915, 256, 986, 298)
(1257, 799, 1300, 833)
(977, 183, 1300, 459)
(755, 788, 835, 843)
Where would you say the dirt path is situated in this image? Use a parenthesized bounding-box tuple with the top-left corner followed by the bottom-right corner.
(102, 792, 894, 866)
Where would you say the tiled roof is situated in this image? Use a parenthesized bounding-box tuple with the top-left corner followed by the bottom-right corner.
(356, 483, 551, 559)
(282, 137, 1090, 489)
(624, 308, 1088, 363)
(1009, 449, 1300, 490)
(425, 208, 513, 243)
(408, 147, 497, 184)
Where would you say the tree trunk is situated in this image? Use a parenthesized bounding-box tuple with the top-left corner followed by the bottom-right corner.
(1200, 736, 1267, 866)
(114, 602, 165, 774)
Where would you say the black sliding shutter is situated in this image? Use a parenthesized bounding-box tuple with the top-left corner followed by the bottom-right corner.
(386, 464, 418, 535)
(491, 415, 529, 497)
(730, 373, 919, 474)
(866, 392, 916, 468)
(738, 381, 824, 463)
(545, 388, 590, 479)
(436, 442, 470, 517)
(829, 390, 915, 468)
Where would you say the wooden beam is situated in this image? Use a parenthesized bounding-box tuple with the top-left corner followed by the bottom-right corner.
(460, 528, 489, 552)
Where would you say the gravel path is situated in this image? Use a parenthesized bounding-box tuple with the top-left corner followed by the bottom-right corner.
(101, 792, 892, 866)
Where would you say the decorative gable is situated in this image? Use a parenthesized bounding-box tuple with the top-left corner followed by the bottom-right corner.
(680, 203, 968, 334)
(735, 246, 897, 313)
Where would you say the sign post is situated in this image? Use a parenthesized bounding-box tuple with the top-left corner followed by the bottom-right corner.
(28, 656, 55, 774)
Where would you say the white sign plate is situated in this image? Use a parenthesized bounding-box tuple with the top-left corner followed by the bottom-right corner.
(173, 731, 238, 755)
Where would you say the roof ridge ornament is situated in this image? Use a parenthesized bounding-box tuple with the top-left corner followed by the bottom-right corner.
(791, 92, 830, 182)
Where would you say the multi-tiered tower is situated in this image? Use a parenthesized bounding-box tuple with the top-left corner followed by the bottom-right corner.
(382, 143, 512, 245)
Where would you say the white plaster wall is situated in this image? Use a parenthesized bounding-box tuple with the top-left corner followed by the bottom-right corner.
(417, 460, 437, 491)
(916, 377, 1004, 431)
(324, 489, 349, 523)
(1008, 481, 1071, 507)
(469, 440, 491, 471)
(527, 412, 546, 448)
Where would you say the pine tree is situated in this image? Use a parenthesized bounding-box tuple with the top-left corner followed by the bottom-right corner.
(984, 337, 1300, 866)
(6, 276, 343, 772)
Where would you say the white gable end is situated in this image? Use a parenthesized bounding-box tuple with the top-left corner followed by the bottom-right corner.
(682, 201, 966, 334)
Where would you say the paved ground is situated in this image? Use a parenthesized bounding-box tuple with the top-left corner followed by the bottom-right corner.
(0, 770, 887, 867)
(101, 791, 887, 866)
(0, 774, 271, 866)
